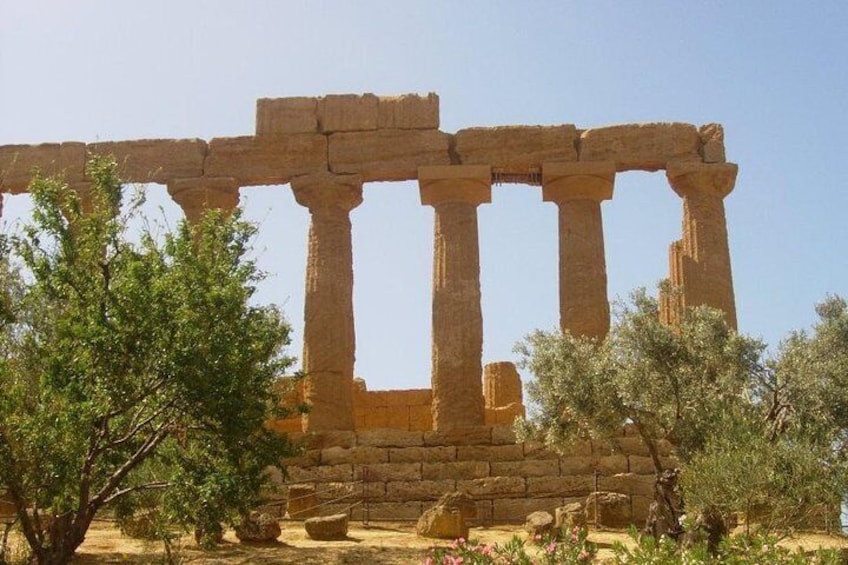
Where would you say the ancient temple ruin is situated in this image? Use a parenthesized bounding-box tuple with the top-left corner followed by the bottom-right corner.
(0, 94, 738, 523)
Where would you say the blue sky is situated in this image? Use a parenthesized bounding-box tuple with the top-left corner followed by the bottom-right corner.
(1, 1, 846, 391)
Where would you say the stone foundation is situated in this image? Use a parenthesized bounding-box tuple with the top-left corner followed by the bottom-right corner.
(269, 425, 674, 525)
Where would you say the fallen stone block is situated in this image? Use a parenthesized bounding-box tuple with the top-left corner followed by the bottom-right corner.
(304, 513, 349, 540)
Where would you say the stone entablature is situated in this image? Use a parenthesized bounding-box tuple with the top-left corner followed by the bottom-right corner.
(0, 93, 739, 434)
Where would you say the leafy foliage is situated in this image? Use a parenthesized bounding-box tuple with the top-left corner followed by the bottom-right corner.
(425, 527, 597, 565)
(0, 158, 295, 564)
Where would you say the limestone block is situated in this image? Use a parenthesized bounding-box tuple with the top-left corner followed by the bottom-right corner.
(599, 473, 655, 498)
(492, 498, 563, 522)
(318, 93, 379, 133)
(355, 462, 421, 482)
(699, 123, 726, 163)
(422, 461, 489, 481)
(483, 362, 523, 408)
(357, 429, 424, 448)
(304, 513, 349, 540)
(388, 446, 455, 463)
(329, 129, 450, 182)
(279, 449, 321, 468)
(390, 389, 432, 406)
(204, 134, 327, 185)
(256, 97, 319, 135)
(579, 123, 701, 171)
(485, 404, 526, 426)
(596, 455, 630, 475)
(628, 456, 657, 475)
(555, 502, 587, 530)
(286, 464, 353, 483)
(631, 495, 652, 524)
(296, 430, 357, 450)
(87, 139, 206, 183)
(457, 444, 524, 462)
(378, 93, 439, 130)
(235, 511, 281, 542)
(454, 125, 578, 175)
(367, 502, 423, 521)
(424, 427, 492, 447)
(386, 406, 412, 429)
(268, 417, 303, 434)
(409, 405, 433, 431)
(525, 511, 555, 537)
(491, 425, 518, 445)
(281, 486, 315, 521)
(320, 446, 388, 466)
(0, 142, 85, 193)
(490, 459, 560, 478)
(385, 479, 457, 501)
(526, 475, 594, 497)
(456, 476, 526, 499)
(586, 492, 631, 528)
(613, 437, 651, 457)
(475, 500, 494, 525)
(559, 456, 597, 476)
(522, 441, 563, 459)
(362, 406, 391, 429)
(416, 505, 467, 540)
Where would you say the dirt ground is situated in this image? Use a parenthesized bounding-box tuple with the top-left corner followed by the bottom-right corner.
(4, 520, 848, 564)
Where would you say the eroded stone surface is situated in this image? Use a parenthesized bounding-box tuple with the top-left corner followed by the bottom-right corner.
(304, 513, 349, 540)
(580, 123, 700, 171)
(0, 142, 85, 193)
(455, 125, 578, 175)
(330, 129, 450, 181)
(87, 139, 206, 183)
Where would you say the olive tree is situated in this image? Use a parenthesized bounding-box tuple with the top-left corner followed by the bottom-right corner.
(0, 158, 295, 564)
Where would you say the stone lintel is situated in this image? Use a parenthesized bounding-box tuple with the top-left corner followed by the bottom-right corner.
(541, 161, 615, 203)
(418, 165, 491, 207)
(666, 161, 738, 199)
(290, 173, 363, 213)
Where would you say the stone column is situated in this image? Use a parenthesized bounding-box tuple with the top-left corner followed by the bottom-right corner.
(291, 173, 363, 432)
(168, 176, 240, 222)
(542, 162, 615, 340)
(666, 162, 738, 329)
(483, 361, 523, 409)
(419, 165, 491, 431)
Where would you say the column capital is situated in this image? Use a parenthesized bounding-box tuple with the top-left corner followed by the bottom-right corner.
(541, 161, 615, 203)
(418, 165, 491, 207)
(666, 161, 738, 199)
(167, 176, 240, 222)
(291, 172, 363, 213)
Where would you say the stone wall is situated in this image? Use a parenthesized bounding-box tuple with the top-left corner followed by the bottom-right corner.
(269, 425, 675, 525)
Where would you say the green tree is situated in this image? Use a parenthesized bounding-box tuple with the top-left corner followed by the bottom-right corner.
(0, 158, 295, 564)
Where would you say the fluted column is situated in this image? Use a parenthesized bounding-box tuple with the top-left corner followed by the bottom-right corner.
(419, 165, 491, 431)
(542, 162, 615, 340)
(291, 173, 363, 431)
(665, 162, 738, 329)
(168, 176, 240, 223)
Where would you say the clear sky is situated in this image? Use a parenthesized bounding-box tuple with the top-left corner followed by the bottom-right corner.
(1, 1, 846, 392)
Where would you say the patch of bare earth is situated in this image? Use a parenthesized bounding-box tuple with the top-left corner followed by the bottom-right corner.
(4, 520, 846, 564)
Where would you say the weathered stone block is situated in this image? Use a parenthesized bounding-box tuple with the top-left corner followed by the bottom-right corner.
(613, 437, 650, 457)
(599, 473, 655, 498)
(279, 449, 320, 468)
(378, 93, 439, 130)
(385, 479, 456, 501)
(357, 429, 424, 448)
(295, 430, 357, 450)
(424, 426, 492, 447)
(491, 425, 518, 445)
(87, 139, 206, 183)
(522, 440, 562, 459)
(204, 134, 327, 185)
(579, 123, 701, 171)
(490, 459, 560, 478)
(456, 444, 523, 462)
(525, 511, 555, 537)
(526, 475, 594, 497)
(362, 406, 390, 429)
(355, 462, 421, 482)
(596, 455, 630, 475)
(586, 492, 632, 528)
(455, 126, 577, 176)
(286, 484, 318, 519)
(367, 502, 423, 521)
(408, 405, 433, 432)
(0, 142, 86, 193)
(320, 446, 388, 465)
(628, 456, 657, 475)
(385, 406, 411, 430)
(388, 446, 455, 463)
(422, 461, 489, 481)
(699, 123, 726, 163)
(631, 495, 652, 524)
(492, 498, 563, 522)
(318, 93, 379, 133)
(314, 480, 382, 501)
(328, 129, 450, 182)
(286, 464, 354, 483)
(560, 456, 597, 476)
(304, 513, 349, 540)
(256, 97, 319, 135)
(456, 476, 525, 499)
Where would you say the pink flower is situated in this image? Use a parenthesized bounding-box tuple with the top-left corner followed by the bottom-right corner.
(423, 558, 435, 565)
(546, 541, 557, 553)
(578, 549, 591, 562)
(534, 534, 542, 542)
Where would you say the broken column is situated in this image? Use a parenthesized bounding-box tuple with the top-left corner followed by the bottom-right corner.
(291, 172, 363, 431)
(664, 162, 738, 329)
(418, 165, 490, 431)
(483, 361, 522, 409)
(542, 162, 615, 340)
(167, 176, 240, 222)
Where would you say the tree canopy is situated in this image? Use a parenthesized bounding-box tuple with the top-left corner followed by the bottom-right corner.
(0, 158, 295, 564)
